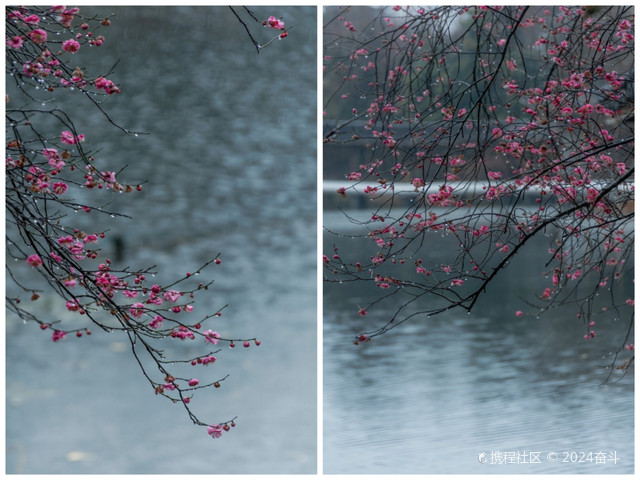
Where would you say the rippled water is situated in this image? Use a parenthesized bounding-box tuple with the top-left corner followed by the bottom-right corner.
(323, 210, 633, 474)
(6, 6, 316, 474)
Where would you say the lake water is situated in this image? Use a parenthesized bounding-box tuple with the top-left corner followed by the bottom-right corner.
(6, 6, 316, 474)
(323, 209, 634, 474)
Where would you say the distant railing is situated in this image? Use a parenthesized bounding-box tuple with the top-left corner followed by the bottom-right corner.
(323, 179, 634, 210)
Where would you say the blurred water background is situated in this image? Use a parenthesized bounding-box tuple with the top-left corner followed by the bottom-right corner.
(6, 6, 316, 474)
(324, 208, 633, 474)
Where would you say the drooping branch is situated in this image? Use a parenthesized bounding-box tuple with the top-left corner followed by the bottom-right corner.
(5, 5, 271, 438)
(323, 5, 634, 374)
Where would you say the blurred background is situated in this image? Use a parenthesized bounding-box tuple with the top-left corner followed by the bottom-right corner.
(6, 6, 317, 474)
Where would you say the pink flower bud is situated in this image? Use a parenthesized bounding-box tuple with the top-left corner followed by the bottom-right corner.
(26, 254, 43, 267)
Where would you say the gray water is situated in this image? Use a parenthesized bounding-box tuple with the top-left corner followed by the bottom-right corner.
(323, 210, 633, 474)
(6, 6, 316, 474)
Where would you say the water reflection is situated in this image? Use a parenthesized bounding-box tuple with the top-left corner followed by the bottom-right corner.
(324, 211, 633, 474)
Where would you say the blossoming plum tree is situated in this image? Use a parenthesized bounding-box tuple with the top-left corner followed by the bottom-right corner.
(6, 5, 285, 438)
(323, 6, 634, 376)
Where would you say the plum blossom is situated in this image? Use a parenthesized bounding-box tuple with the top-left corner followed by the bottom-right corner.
(586, 187, 599, 204)
(22, 61, 45, 77)
(149, 315, 163, 329)
(6, 36, 24, 48)
(62, 39, 80, 53)
(51, 330, 67, 342)
(195, 355, 216, 365)
(83, 234, 99, 244)
(23, 14, 40, 24)
(95, 76, 120, 94)
(267, 16, 285, 30)
(204, 330, 221, 345)
(60, 130, 84, 145)
(57, 235, 75, 246)
(170, 325, 195, 340)
(576, 104, 594, 115)
(26, 254, 43, 267)
(146, 294, 162, 305)
(163, 290, 181, 302)
(52, 182, 68, 195)
(42, 147, 59, 159)
(207, 425, 223, 438)
(129, 302, 145, 318)
(65, 300, 82, 311)
(412, 177, 426, 189)
(29, 29, 47, 44)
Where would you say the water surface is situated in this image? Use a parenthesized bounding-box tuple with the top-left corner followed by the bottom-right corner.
(323, 209, 633, 474)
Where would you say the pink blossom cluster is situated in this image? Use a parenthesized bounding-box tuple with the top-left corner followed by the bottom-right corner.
(191, 355, 217, 366)
(83, 166, 121, 191)
(266, 15, 284, 30)
(170, 325, 195, 340)
(50, 6, 80, 27)
(62, 39, 80, 53)
(26, 254, 43, 267)
(204, 330, 221, 344)
(95, 76, 120, 94)
(265, 15, 287, 39)
(60, 130, 84, 145)
(324, 6, 634, 348)
(427, 184, 456, 207)
(51, 330, 67, 342)
(29, 29, 47, 44)
(60, 74, 86, 89)
(56, 233, 99, 262)
(8, 6, 110, 95)
(6, 36, 24, 48)
(8, 6, 77, 29)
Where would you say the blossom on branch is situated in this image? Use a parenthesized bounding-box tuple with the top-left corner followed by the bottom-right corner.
(61, 38, 80, 53)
